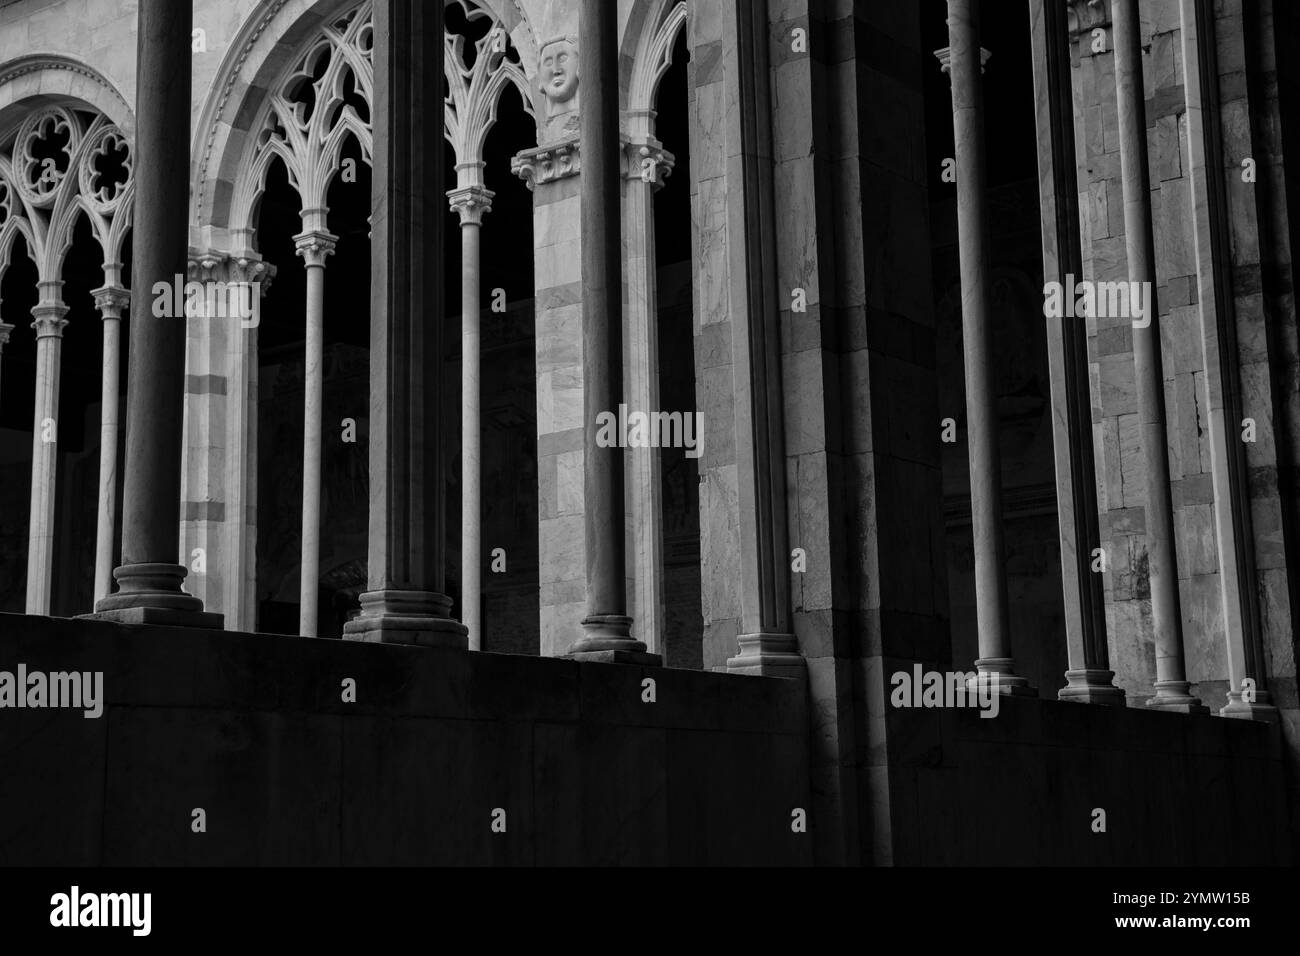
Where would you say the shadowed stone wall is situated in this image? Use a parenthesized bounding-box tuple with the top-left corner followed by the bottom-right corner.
(0, 613, 810, 866)
(885, 694, 1289, 865)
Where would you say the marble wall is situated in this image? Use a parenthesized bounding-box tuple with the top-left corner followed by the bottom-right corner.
(1066, 0, 1298, 720)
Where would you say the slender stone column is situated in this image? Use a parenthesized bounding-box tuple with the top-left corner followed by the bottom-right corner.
(568, 0, 658, 664)
(91, 277, 130, 605)
(1030, 0, 1124, 704)
(92, 0, 221, 627)
(1178, 0, 1276, 721)
(1112, 0, 1205, 712)
(344, 0, 466, 647)
(941, 0, 1032, 694)
(723, 0, 803, 679)
(25, 280, 68, 615)
(294, 220, 337, 637)
(449, 184, 493, 651)
(226, 267, 265, 633)
(623, 135, 674, 657)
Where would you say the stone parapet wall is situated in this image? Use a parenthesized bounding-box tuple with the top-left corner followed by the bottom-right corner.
(0, 613, 810, 866)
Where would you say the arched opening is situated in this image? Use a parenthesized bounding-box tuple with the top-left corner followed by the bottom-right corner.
(49, 213, 114, 616)
(253, 134, 374, 637)
(318, 133, 373, 634)
(444, 0, 539, 655)
(0, 103, 133, 618)
(253, 156, 305, 634)
(652, 23, 701, 669)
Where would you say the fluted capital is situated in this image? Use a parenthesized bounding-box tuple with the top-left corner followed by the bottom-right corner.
(92, 284, 131, 319)
(448, 184, 495, 225)
(934, 44, 992, 79)
(293, 229, 339, 269)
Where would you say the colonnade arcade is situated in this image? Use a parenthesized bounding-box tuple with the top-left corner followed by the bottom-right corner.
(0, 0, 1282, 723)
(0, 0, 694, 661)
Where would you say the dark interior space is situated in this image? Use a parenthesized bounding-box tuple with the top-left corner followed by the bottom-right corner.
(923, 1, 1067, 692)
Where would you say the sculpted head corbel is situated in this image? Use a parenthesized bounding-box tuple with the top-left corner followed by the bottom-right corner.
(538, 35, 579, 107)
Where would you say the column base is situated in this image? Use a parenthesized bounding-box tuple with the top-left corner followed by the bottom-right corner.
(726, 633, 806, 679)
(1058, 669, 1126, 705)
(1220, 691, 1279, 723)
(83, 563, 223, 629)
(568, 614, 662, 664)
(342, 589, 468, 648)
(1146, 680, 1209, 714)
(572, 613, 665, 665)
(968, 659, 1037, 696)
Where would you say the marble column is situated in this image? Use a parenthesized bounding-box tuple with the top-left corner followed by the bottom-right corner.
(512, 141, 588, 656)
(25, 280, 68, 616)
(92, 0, 221, 627)
(941, 0, 1032, 694)
(344, 0, 466, 647)
(179, 251, 272, 630)
(623, 135, 674, 657)
(449, 183, 493, 651)
(568, 0, 657, 664)
(1112, 0, 1205, 712)
(1030, 0, 1124, 704)
(723, 0, 803, 679)
(225, 261, 266, 633)
(91, 277, 130, 605)
(294, 220, 337, 637)
(1178, 0, 1276, 721)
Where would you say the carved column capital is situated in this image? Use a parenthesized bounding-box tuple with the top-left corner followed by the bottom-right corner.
(293, 230, 338, 269)
(92, 284, 131, 319)
(188, 251, 277, 290)
(31, 303, 69, 339)
(934, 44, 992, 79)
(0, 320, 13, 350)
(512, 138, 581, 190)
(229, 255, 277, 294)
(187, 253, 224, 284)
(624, 139, 676, 189)
(448, 184, 496, 225)
(31, 279, 67, 339)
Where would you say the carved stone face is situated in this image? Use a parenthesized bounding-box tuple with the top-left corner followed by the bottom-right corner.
(538, 40, 578, 103)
